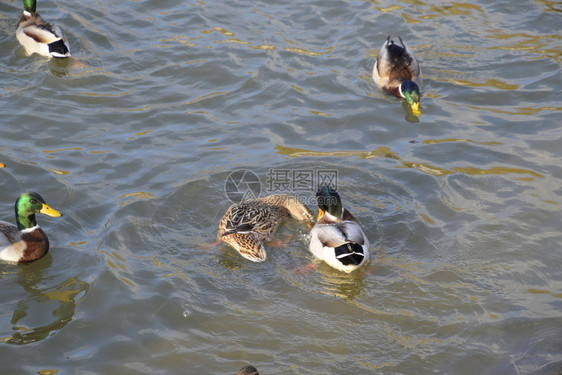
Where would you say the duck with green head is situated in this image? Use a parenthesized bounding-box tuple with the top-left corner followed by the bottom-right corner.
(372, 35, 422, 115)
(0, 192, 63, 262)
(16, 0, 71, 58)
(309, 186, 370, 273)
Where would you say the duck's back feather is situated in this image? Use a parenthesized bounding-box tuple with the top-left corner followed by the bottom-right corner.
(373, 36, 421, 91)
(220, 202, 288, 237)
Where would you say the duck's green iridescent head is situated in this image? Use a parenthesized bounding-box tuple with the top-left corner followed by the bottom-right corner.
(316, 186, 343, 220)
(15, 192, 62, 230)
(23, 0, 36, 13)
(400, 81, 421, 115)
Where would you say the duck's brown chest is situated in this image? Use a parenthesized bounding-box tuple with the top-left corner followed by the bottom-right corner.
(19, 227, 49, 262)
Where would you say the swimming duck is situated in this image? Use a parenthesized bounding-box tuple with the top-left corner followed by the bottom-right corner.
(0, 192, 63, 262)
(16, 0, 71, 58)
(372, 35, 421, 115)
(309, 186, 369, 273)
(237, 366, 259, 375)
(219, 194, 313, 262)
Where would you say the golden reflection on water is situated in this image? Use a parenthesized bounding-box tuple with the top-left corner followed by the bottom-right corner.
(376, 4, 403, 13)
(202, 26, 235, 36)
(117, 191, 158, 206)
(284, 47, 334, 57)
(276, 144, 543, 179)
(217, 38, 251, 46)
(46, 168, 70, 176)
(467, 105, 562, 116)
(276, 145, 399, 159)
(438, 77, 519, 90)
(159, 36, 198, 47)
(489, 33, 562, 61)
(422, 138, 502, 146)
(37, 370, 59, 375)
(43, 147, 83, 153)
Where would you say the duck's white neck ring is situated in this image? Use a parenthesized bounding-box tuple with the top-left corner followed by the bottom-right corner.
(21, 225, 40, 233)
(398, 83, 405, 99)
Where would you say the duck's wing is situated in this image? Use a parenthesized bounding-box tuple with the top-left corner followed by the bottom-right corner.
(0, 221, 20, 247)
(23, 20, 64, 45)
(374, 35, 393, 81)
(220, 203, 287, 237)
(314, 221, 365, 247)
(398, 36, 421, 82)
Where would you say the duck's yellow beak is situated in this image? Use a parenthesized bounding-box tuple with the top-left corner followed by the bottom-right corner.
(317, 208, 325, 221)
(411, 102, 421, 116)
(0, 162, 5, 168)
(40, 203, 63, 217)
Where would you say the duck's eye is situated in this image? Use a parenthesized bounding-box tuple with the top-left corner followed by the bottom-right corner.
(30, 199, 37, 204)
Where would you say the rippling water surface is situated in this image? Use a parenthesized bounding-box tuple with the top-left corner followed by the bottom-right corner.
(1, 0, 561, 373)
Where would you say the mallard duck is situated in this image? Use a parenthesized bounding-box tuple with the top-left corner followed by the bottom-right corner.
(16, 0, 71, 58)
(309, 186, 369, 273)
(219, 194, 313, 262)
(237, 366, 259, 375)
(372, 35, 421, 115)
(0, 192, 63, 262)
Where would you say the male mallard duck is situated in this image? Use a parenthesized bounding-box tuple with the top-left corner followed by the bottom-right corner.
(219, 194, 313, 262)
(16, 0, 71, 58)
(372, 35, 421, 115)
(309, 186, 369, 273)
(0, 192, 63, 262)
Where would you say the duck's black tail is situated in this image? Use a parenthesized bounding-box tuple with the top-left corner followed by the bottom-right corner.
(48, 39, 70, 58)
(334, 242, 364, 265)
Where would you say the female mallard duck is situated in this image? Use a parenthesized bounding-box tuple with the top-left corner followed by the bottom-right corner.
(372, 35, 421, 115)
(237, 366, 259, 375)
(0, 192, 63, 262)
(16, 0, 71, 58)
(219, 194, 313, 262)
(309, 186, 369, 273)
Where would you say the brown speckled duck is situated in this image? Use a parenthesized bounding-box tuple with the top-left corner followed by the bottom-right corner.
(219, 194, 313, 262)
(0, 192, 63, 262)
(237, 366, 259, 375)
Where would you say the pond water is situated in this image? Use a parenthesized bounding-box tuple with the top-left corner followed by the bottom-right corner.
(1, 0, 561, 374)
